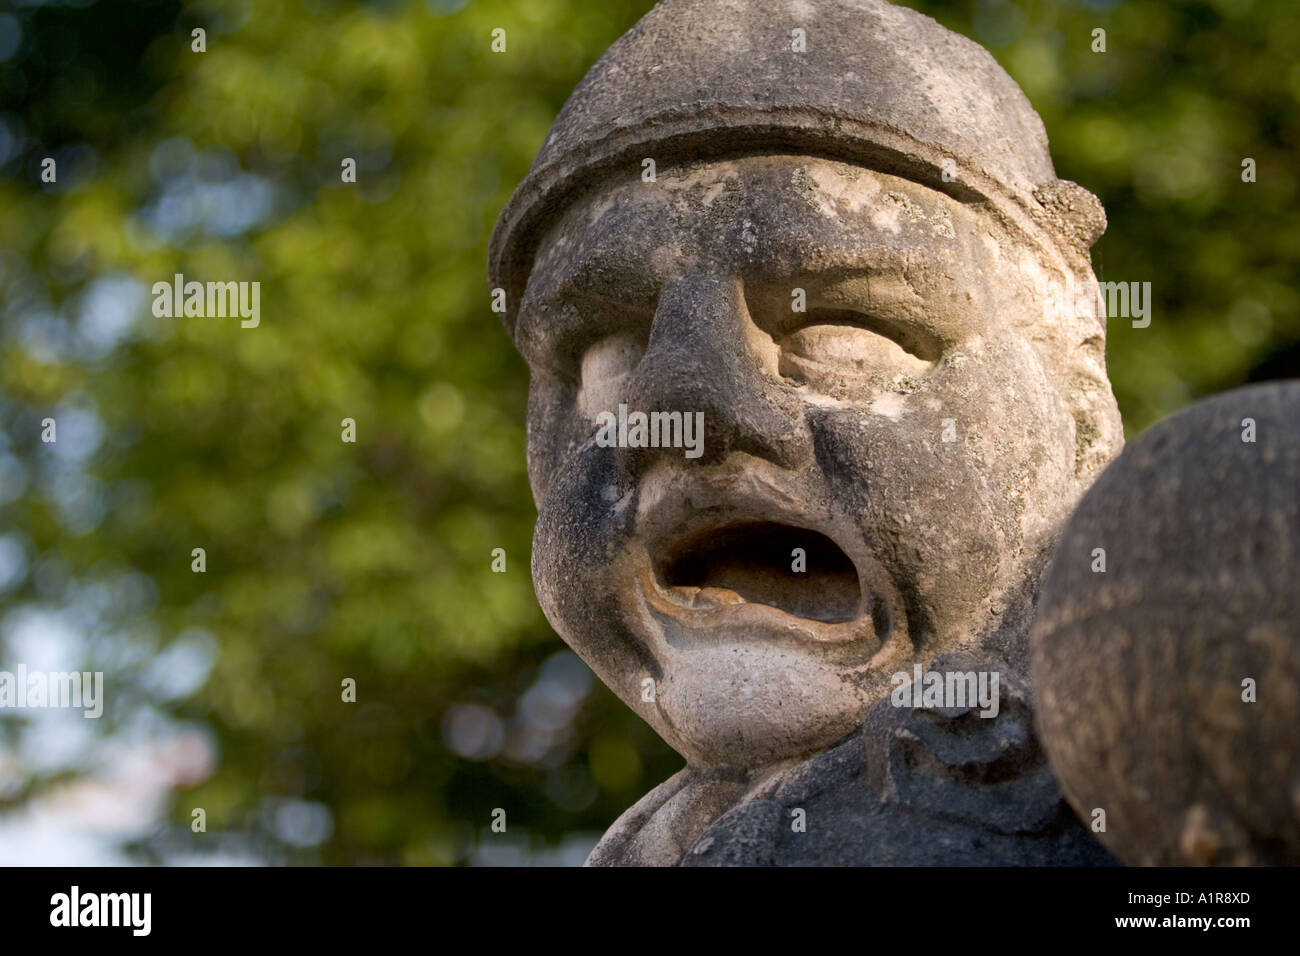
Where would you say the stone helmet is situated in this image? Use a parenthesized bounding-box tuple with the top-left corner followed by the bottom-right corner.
(489, 0, 1107, 338)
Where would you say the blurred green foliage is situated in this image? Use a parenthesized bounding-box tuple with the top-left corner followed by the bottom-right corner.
(0, 0, 1295, 864)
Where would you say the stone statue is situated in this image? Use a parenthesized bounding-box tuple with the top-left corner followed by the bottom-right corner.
(1033, 382, 1300, 866)
(487, 0, 1296, 865)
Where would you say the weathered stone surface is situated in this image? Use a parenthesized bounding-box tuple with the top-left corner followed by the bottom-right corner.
(1033, 382, 1300, 866)
(491, 0, 1128, 865)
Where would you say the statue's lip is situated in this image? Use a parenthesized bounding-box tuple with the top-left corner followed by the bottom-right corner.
(632, 551, 880, 650)
(618, 458, 905, 655)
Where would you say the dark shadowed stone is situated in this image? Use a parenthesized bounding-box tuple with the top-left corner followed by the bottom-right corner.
(677, 654, 1115, 866)
(587, 653, 1116, 867)
(1033, 381, 1300, 865)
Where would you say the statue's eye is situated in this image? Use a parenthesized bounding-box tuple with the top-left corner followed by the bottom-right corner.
(578, 331, 646, 420)
(777, 308, 936, 391)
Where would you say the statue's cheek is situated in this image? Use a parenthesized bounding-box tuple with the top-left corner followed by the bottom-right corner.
(808, 407, 1010, 637)
(532, 440, 630, 589)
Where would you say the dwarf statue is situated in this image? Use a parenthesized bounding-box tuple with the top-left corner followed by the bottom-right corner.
(490, 0, 1128, 865)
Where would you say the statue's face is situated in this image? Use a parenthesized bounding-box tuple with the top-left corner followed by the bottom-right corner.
(516, 155, 1084, 767)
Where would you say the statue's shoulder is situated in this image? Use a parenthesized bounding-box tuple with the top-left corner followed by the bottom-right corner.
(585, 765, 750, 867)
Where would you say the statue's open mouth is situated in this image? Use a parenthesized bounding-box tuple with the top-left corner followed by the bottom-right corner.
(616, 458, 908, 660)
(654, 521, 861, 623)
(625, 515, 901, 659)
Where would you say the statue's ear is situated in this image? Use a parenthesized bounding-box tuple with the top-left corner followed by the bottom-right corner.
(1069, 374, 1125, 485)
(1033, 179, 1107, 252)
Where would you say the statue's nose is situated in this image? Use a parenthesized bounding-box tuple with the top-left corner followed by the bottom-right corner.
(618, 274, 812, 473)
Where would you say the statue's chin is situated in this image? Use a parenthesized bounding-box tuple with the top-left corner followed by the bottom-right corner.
(648, 645, 877, 768)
